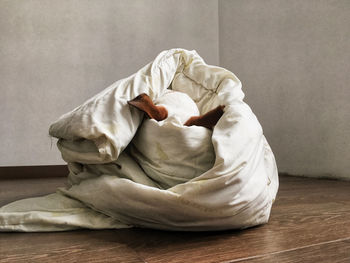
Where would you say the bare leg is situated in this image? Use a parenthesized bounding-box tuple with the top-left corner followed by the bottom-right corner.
(184, 105, 225, 130)
(128, 93, 168, 121)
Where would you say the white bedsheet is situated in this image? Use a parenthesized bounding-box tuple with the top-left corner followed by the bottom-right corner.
(0, 49, 278, 231)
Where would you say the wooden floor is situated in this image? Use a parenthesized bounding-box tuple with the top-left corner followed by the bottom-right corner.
(0, 175, 349, 263)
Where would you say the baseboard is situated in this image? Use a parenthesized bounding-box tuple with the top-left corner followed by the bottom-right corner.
(0, 165, 68, 180)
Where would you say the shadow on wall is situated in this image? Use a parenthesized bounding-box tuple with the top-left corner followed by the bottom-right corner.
(1, 0, 349, 181)
(219, 0, 350, 180)
(0, 0, 219, 166)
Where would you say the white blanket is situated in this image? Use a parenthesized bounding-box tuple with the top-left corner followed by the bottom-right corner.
(0, 49, 278, 231)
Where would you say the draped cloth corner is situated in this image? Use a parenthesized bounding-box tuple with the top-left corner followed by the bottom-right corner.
(0, 49, 278, 232)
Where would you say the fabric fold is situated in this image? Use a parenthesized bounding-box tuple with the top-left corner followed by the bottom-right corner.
(0, 49, 278, 232)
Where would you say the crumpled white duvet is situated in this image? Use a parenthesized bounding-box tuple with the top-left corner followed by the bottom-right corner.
(0, 49, 278, 232)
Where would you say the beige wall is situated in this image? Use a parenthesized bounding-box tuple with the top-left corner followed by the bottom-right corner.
(2, 0, 349, 181)
(219, 0, 350, 180)
(0, 0, 219, 166)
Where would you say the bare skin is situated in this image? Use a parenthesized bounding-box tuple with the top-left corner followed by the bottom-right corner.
(128, 93, 225, 129)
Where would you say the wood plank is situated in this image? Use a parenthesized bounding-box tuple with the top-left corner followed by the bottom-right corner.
(0, 175, 349, 263)
(0, 165, 68, 180)
(119, 176, 350, 263)
(0, 177, 66, 207)
(236, 238, 350, 263)
(0, 230, 145, 263)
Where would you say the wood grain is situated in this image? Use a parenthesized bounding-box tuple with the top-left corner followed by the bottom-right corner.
(0, 175, 349, 263)
(0, 231, 145, 263)
(237, 238, 350, 263)
(0, 177, 66, 207)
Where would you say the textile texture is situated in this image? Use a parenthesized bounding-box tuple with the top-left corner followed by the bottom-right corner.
(0, 49, 278, 232)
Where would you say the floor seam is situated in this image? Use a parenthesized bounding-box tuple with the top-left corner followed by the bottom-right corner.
(224, 236, 350, 263)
